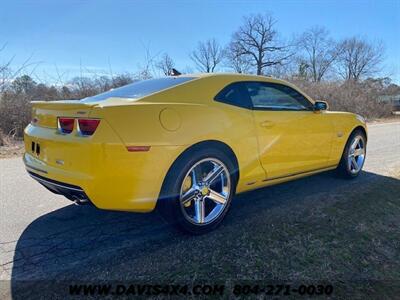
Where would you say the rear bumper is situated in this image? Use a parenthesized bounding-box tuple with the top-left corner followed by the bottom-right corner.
(23, 124, 186, 212)
(27, 171, 90, 203)
(23, 148, 171, 212)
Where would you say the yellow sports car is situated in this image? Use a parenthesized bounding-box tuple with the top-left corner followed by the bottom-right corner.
(24, 73, 367, 234)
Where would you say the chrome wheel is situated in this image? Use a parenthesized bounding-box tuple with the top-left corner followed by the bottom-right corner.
(347, 135, 366, 174)
(179, 158, 231, 225)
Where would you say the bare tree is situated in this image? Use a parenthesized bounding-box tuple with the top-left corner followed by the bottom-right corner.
(70, 76, 97, 98)
(336, 37, 384, 81)
(0, 43, 38, 92)
(134, 44, 157, 79)
(111, 74, 134, 88)
(0, 43, 9, 78)
(297, 26, 339, 82)
(268, 60, 297, 79)
(230, 14, 293, 75)
(156, 53, 175, 76)
(190, 38, 224, 72)
(225, 42, 253, 73)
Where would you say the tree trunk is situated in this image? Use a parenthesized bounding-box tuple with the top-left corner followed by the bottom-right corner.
(0, 130, 4, 146)
(257, 66, 262, 75)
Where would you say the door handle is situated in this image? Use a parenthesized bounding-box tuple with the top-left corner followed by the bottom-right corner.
(260, 120, 275, 128)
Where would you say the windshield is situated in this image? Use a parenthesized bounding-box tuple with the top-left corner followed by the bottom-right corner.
(81, 77, 195, 102)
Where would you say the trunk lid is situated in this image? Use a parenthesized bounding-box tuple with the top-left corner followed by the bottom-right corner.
(31, 100, 98, 128)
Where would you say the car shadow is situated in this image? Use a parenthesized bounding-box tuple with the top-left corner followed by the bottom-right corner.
(9, 170, 400, 297)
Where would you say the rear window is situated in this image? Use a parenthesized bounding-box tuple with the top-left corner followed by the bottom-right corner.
(214, 82, 251, 109)
(81, 77, 195, 102)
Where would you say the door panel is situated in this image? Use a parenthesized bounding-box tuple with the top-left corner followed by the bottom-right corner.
(253, 110, 334, 179)
(243, 80, 334, 179)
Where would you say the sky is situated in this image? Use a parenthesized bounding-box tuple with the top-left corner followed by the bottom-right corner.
(0, 0, 399, 83)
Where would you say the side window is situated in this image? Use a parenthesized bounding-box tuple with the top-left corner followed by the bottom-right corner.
(214, 82, 251, 109)
(245, 82, 312, 110)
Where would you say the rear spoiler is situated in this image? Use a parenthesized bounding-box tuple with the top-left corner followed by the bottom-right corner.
(30, 100, 98, 110)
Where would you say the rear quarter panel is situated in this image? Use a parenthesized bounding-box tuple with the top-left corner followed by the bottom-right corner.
(91, 76, 267, 193)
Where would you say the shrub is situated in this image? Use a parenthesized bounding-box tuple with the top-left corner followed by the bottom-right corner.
(0, 74, 395, 140)
(291, 80, 393, 119)
(0, 91, 32, 138)
(0, 74, 135, 138)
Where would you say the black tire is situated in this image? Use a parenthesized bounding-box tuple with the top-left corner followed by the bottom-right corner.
(157, 147, 237, 235)
(337, 129, 367, 178)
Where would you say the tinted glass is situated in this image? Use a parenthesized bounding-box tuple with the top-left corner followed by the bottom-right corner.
(81, 77, 195, 102)
(245, 82, 312, 110)
(214, 82, 251, 109)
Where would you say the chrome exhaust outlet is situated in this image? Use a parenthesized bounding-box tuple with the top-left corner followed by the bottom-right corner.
(73, 197, 91, 206)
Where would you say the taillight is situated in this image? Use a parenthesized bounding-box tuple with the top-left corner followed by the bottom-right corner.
(78, 119, 100, 136)
(31, 117, 38, 125)
(58, 117, 74, 134)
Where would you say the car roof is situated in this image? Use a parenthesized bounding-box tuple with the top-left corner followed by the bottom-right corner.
(179, 72, 271, 79)
(174, 73, 315, 105)
(177, 72, 293, 85)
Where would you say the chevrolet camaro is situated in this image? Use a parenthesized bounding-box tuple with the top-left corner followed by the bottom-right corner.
(24, 74, 367, 234)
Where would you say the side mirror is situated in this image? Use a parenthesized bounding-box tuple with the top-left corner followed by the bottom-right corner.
(314, 101, 328, 111)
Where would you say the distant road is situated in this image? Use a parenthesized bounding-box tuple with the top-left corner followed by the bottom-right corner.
(0, 121, 399, 297)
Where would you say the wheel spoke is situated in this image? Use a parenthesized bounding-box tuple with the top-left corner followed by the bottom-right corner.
(191, 169, 199, 186)
(207, 189, 227, 205)
(354, 148, 364, 157)
(351, 157, 358, 170)
(203, 165, 224, 185)
(351, 136, 359, 150)
(181, 188, 196, 205)
(194, 199, 205, 223)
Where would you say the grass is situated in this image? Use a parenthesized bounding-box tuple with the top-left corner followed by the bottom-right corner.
(9, 170, 400, 299)
(119, 171, 400, 298)
(6, 138, 400, 299)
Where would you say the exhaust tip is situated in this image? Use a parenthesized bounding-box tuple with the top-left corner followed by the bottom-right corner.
(73, 197, 91, 206)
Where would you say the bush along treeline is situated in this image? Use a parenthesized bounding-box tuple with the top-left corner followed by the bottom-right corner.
(1, 13, 399, 141)
(0, 74, 135, 142)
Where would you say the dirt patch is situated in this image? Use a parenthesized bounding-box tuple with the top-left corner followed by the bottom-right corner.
(0, 140, 24, 159)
